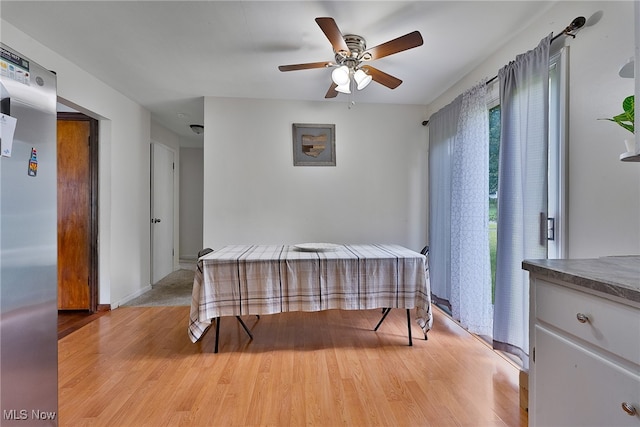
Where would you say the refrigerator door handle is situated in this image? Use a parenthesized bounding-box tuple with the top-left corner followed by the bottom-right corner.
(1, 96, 10, 115)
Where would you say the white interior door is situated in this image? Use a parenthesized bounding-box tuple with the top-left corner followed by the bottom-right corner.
(151, 142, 175, 284)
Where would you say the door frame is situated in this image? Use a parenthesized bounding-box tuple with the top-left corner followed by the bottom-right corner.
(57, 112, 99, 312)
(547, 48, 569, 260)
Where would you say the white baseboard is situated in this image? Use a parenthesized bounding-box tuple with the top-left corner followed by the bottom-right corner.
(114, 284, 152, 308)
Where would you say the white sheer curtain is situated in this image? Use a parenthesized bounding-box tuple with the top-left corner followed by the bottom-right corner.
(493, 35, 551, 368)
(428, 95, 461, 311)
(450, 81, 493, 336)
(429, 81, 493, 336)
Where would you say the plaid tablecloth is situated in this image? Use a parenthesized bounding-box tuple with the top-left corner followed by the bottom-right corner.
(188, 244, 432, 342)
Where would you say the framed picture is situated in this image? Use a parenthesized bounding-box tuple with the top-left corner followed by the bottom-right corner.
(292, 123, 336, 166)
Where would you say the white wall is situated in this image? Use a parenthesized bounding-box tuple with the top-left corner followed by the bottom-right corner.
(426, 1, 640, 258)
(151, 120, 181, 151)
(179, 147, 204, 260)
(2, 21, 153, 306)
(203, 97, 428, 252)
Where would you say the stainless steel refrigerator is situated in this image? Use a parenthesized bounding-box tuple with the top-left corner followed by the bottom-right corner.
(0, 43, 58, 426)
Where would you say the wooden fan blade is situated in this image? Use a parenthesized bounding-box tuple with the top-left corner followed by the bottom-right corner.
(325, 82, 338, 98)
(363, 31, 423, 61)
(278, 61, 332, 72)
(315, 17, 350, 57)
(361, 65, 402, 89)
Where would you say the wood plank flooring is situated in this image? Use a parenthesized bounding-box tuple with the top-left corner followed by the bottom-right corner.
(58, 310, 109, 339)
(58, 306, 528, 427)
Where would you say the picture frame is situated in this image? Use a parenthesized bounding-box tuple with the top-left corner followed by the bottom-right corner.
(292, 123, 336, 166)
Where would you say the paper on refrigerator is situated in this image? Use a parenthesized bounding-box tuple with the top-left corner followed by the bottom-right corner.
(0, 113, 17, 157)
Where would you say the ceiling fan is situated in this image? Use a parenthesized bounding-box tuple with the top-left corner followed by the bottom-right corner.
(278, 17, 423, 98)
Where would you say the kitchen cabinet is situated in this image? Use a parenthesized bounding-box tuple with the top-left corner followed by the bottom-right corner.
(524, 257, 640, 427)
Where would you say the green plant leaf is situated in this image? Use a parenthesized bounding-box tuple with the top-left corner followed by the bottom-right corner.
(623, 95, 634, 114)
(618, 121, 634, 133)
(611, 112, 632, 122)
(600, 95, 634, 134)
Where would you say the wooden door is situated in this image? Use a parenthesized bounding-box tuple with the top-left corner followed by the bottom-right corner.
(57, 117, 93, 309)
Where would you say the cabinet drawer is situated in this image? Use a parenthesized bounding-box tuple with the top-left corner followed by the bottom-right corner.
(535, 278, 640, 366)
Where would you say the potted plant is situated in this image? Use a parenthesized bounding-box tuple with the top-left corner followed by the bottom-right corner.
(600, 95, 635, 152)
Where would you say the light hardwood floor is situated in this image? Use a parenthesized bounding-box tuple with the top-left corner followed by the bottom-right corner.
(58, 306, 528, 426)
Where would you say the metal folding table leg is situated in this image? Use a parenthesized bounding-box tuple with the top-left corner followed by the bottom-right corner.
(374, 308, 392, 331)
(214, 317, 221, 354)
(236, 316, 254, 339)
(212, 316, 255, 354)
(406, 309, 412, 346)
(374, 308, 414, 346)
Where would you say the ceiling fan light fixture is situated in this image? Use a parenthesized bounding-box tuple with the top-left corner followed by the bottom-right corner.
(354, 69, 372, 90)
(335, 82, 351, 94)
(331, 65, 350, 86)
(190, 124, 204, 135)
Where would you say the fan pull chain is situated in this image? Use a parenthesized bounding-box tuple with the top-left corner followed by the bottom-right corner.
(348, 78, 355, 109)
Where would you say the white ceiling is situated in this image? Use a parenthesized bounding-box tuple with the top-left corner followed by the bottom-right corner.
(2, 1, 557, 143)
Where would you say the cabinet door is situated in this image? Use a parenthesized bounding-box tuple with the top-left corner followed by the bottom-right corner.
(534, 326, 640, 427)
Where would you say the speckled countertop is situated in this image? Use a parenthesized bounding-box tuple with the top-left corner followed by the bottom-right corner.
(522, 256, 640, 305)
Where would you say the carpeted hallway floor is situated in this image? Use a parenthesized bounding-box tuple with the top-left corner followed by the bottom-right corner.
(123, 268, 195, 306)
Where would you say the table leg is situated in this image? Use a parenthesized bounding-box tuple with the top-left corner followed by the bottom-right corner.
(214, 317, 220, 354)
(236, 316, 254, 339)
(374, 308, 392, 331)
(375, 308, 414, 347)
(406, 309, 413, 346)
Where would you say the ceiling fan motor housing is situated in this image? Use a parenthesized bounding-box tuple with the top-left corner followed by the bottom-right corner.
(335, 34, 371, 66)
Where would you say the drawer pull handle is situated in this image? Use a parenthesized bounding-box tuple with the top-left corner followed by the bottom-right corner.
(621, 402, 637, 416)
(576, 313, 589, 323)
